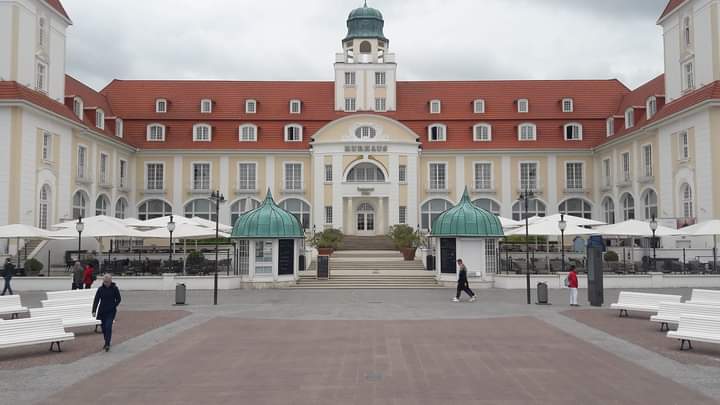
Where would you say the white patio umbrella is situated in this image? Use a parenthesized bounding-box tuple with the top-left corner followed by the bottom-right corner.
(530, 213, 606, 227)
(48, 220, 147, 239)
(189, 216, 233, 233)
(52, 215, 128, 229)
(0, 224, 54, 239)
(498, 216, 523, 229)
(140, 215, 197, 228)
(121, 217, 158, 228)
(505, 221, 597, 237)
(679, 219, 720, 269)
(593, 219, 681, 237)
(139, 223, 230, 240)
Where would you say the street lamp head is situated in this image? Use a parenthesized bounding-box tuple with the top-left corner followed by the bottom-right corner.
(167, 215, 176, 233)
(75, 217, 84, 233)
(650, 215, 658, 231)
(558, 214, 567, 232)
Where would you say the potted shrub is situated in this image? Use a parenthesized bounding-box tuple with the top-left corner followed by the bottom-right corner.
(388, 225, 421, 261)
(604, 251, 619, 262)
(311, 229, 343, 256)
(185, 251, 205, 274)
(24, 258, 43, 276)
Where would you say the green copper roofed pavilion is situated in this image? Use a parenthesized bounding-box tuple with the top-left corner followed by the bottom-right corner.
(430, 188, 504, 238)
(231, 190, 304, 239)
(344, 2, 388, 43)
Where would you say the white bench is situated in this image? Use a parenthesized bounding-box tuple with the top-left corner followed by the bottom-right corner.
(667, 314, 720, 350)
(45, 289, 96, 301)
(30, 304, 100, 332)
(41, 297, 92, 308)
(609, 292, 682, 317)
(0, 295, 29, 319)
(0, 317, 74, 352)
(650, 302, 720, 331)
(686, 289, 720, 306)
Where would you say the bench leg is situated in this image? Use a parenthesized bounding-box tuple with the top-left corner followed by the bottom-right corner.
(11, 313, 18, 319)
(680, 339, 694, 351)
(660, 322, 668, 332)
(619, 309, 628, 317)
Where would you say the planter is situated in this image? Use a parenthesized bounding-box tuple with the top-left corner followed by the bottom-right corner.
(317, 248, 334, 256)
(400, 247, 417, 261)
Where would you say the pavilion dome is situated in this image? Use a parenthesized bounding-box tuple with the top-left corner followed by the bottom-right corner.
(429, 188, 504, 238)
(343, 2, 388, 43)
(231, 190, 303, 239)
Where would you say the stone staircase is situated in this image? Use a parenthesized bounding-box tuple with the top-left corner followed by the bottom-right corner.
(295, 250, 440, 289)
(336, 235, 396, 251)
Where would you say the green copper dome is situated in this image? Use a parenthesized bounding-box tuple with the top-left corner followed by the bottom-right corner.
(430, 188, 504, 238)
(343, 2, 388, 43)
(231, 190, 303, 239)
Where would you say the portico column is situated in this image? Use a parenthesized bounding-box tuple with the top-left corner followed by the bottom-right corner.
(378, 197, 384, 234)
(347, 197, 353, 235)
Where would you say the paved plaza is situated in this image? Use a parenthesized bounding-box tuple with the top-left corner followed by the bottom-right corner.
(1, 288, 719, 404)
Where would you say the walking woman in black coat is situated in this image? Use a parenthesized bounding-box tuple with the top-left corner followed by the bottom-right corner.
(92, 274, 122, 352)
(453, 258, 476, 302)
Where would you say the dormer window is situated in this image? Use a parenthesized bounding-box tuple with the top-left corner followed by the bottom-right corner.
(429, 100, 441, 114)
(428, 124, 446, 142)
(115, 119, 123, 138)
(562, 98, 574, 113)
(646, 97, 657, 119)
(473, 99, 485, 114)
(73, 98, 84, 119)
(156, 99, 168, 113)
(289, 99, 301, 114)
(147, 124, 166, 142)
(473, 124, 492, 141)
(200, 99, 212, 113)
(245, 99, 257, 114)
(284, 124, 303, 142)
(606, 117, 615, 137)
(518, 123, 536, 141)
(239, 124, 257, 142)
(193, 124, 212, 142)
(625, 108, 634, 129)
(95, 109, 105, 129)
(517, 99, 529, 113)
(564, 123, 582, 140)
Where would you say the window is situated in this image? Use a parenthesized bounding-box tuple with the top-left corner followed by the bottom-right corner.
(289, 100, 301, 114)
(147, 124, 166, 141)
(96, 195, 110, 216)
(602, 197, 615, 224)
(398, 165, 407, 183)
(38, 185, 50, 229)
(137, 199, 172, 220)
(420, 199, 452, 230)
(518, 123, 536, 141)
(99, 153, 108, 185)
(473, 124, 492, 141)
(621, 152, 631, 182)
(398, 206, 407, 224)
(625, 108, 634, 128)
(642, 189, 658, 219)
(642, 144, 653, 177)
(192, 163, 211, 191)
(429, 99, 442, 114)
(472, 199, 500, 215)
(375, 72, 386, 86)
(72, 191, 88, 219)
(193, 124, 211, 142)
(375, 98, 386, 112)
(679, 131, 689, 160)
(115, 198, 128, 219)
(520, 162, 538, 191)
(602, 158, 611, 187)
(347, 163, 385, 183)
(683, 16, 692, 47)
(155, 99, 167, 113)
(115, 119, 123, 138)
(95, 109, 105, 129)
(284, 124, 303, 142)
(325, 206, 333, 224)
(473, 99, 485, 114)
(119, 160, 128, 189)
(683, 61, 695, 91)
(564, 123, 582, 140)
(146, 163, 164, 191)
(324, 165, 333, 182)
(73, 98, 84, 119)
(284, 163, 303, 191)
(559, 198, 592, 219)
(474, 163, 492, 190)
(606, 117, 614, 137)
(621, 193, 635, 220)
(646, 97, 657, 119)
(41, 132, 51, 162)
(562, 98, 574, 113)
(238, 163, 256, 191)
(37, 16, 47, 49)
(344, 71, 356, 86)
(239, 124, 257, 142)
(77, 146, 87, 179)
(428, 124, 446, 142)
(681, 183, 694, 218)
(184, 199, 217, 221)
(201, 99, 212, 113)
(35, 62, 47, 92)
(280, 198, 311, 229)
(429, 163, 447, 191)
(565, 162, 583, 190)
(355, 126, 376, 140)
(230, 198, 261, 225)
(245, 99, 257, 114)
(344, 97, 356, 112)
(255, 240, 273, 275)
(517, 99, 529, 113)
(511, 199, 546, 221)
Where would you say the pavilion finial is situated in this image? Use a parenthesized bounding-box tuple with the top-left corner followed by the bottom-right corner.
(364, 0, 367, 7)
(265, 188, 274, 202)
(461, 186, 471, 203)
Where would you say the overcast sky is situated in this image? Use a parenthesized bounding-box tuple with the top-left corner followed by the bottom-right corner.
(62, 0, 669, 91)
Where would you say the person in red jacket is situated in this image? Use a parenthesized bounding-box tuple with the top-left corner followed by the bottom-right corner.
(567, 265, 579, 306)
(83, 264, 95, 289)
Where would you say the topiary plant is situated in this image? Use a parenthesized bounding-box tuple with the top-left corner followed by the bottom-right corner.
(24, 258, 43, 276)
(186, 251, 205, 266)
(604, 251, 619, 262)
(387, 225, 421, 249)
(310, 229, 344, 250)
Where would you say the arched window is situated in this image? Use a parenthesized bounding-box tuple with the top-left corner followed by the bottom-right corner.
(559, 198, 592, 219)
(72, 190, 88, 219)
(354, 126, 376, 140)
(95, 109, 105, 129)
(184, 199, 217, 221)
(621, 193, 635, 220)
(193, 124, 212, 142)
(230, 198, 261, 226)
(280, 198, 310, 229)
(625, 108, 634, 128)
(155, 98, 167, 113)
(95, 195, 110, 216)
(359, 41, 371, 53)
(428, 124, 446, 141)
(681, 183, 694, 218)
(646, 96, 657, 119)
(518, 123, 536, 141)
(512, 199, 546, 221)
(473, 124, 492, 141)
(147, 124, 166, 141)
(239, 124, 257, 142)
(472, 199, 500, 215)
(564, 123, 582, 140)
(73, 97, 84, 119)
(284, 124, 303, 142)
(420, 199, 452, 230)
(642, 189, 658, 219)
(115, 198, 128, 219)
(137, 199, 172, 220)
(602, 197, 615, 224)
(38, 185, 51, 229)
(346, 162, 386, 183)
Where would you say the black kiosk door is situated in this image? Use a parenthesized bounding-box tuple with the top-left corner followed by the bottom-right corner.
(278, 239, 294, 275)
(440, 238, 457, 274)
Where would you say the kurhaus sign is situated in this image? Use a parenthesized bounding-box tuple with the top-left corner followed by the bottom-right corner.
(344, 144, 388, 152)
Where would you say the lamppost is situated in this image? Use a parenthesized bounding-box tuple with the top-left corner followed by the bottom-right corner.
(210, 190, 225, 306)
(167, 215, 176, 273)
(76, 216, 84, 262)
(650, 215, 658, 272)
(518, 188, 535, 305)
(559, 214, 567, 274)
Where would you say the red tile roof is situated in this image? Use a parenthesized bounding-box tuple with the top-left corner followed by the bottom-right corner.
(44, 0, 70, 21)
(65, 75, 118, 136)
(658, 0, 687, 22)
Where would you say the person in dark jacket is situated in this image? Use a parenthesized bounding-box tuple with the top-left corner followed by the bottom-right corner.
(92, 274, 122, 352)
(2, 258, 15, 295)
(82, 264, 94, 289)
(453, 258, 476, 302)
(72, 261, 84, 290)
